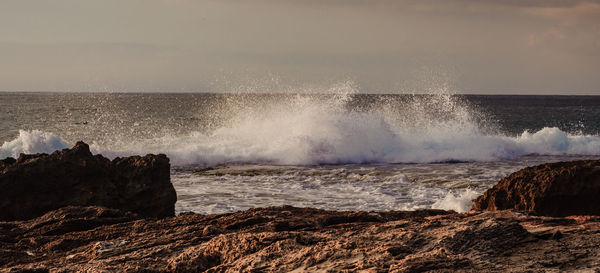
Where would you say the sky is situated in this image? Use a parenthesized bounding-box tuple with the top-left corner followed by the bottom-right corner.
(1, 0, 599, 94)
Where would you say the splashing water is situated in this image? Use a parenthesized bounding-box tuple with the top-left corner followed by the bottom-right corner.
(432, 188, 481, 212)
(2, 85, 600, 214)
(81, 83, 600, 166)
(0, 130, 68, 159)
(2, 83, 600, 165)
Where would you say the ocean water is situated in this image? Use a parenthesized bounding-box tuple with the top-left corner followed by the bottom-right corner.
(2, 87, 600, 214)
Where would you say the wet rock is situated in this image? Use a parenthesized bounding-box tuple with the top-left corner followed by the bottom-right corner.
(0, 141, 176, 221)
(472, 160, 600, 217)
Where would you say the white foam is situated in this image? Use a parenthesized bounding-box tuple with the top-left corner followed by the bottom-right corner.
(0, 130, 68, 159)
(88, 84, 600, 166)
(431, 188, 480, 212)
(516, 127, 600, 155)
(172, 167, 479, 214)
(3, 85, 600, 165)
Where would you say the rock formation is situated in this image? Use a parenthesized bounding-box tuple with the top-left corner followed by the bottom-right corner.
(2, 206, 600, 272)
(3, 146, 600, 271)
(0, 142, 176, 221)
(472, 160, 600, 217)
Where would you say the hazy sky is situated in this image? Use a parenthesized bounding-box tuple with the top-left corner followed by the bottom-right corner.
(1, 0, 599, 94)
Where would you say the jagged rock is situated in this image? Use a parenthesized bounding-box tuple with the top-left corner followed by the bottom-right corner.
(0, 142, 176, 221)
(0, 157, 16, 172)
(472, 160, 600, 216)
(2, 206, 600, 272)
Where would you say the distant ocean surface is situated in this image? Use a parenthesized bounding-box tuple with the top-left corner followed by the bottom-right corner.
(2, 90, 600, 214)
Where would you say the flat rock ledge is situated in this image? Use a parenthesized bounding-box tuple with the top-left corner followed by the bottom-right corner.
(0, 142, 176, 221)
(2, 205, 600, 272)
(472, 160, 600, 217)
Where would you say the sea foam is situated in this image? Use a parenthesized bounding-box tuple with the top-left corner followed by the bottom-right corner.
(432, 188, 481, 212)
(0, 130, 68, 159)
(87, 87, 600, 166)
(2, 86, 600, 165)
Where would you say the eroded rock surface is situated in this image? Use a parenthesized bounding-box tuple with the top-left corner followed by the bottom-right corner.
(0, 142, 176, 221)
(2, 206, 600, 272)
(472, 160, 600, 216)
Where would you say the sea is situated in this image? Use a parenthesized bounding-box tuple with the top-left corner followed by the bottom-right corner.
(2, 88, 600, 214)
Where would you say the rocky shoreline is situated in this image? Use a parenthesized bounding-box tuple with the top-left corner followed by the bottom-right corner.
(2, 143, 600, 272)
(0, 142, 176, 221)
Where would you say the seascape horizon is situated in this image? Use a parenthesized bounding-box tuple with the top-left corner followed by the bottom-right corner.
(2, 90, 600, 214)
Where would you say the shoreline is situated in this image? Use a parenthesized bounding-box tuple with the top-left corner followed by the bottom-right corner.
(2, 143, 600, 272)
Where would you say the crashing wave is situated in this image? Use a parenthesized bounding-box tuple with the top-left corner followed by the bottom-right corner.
(2, 86, 600, 165)
(0, 130, 68, 159)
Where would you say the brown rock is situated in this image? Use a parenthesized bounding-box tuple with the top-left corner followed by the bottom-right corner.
(0, 141, 176, 221)
(472, 160, 600, 217)
(3, 206, 600, 272)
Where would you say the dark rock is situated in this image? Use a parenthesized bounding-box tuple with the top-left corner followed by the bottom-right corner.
(0, 141, 176, 221)
(472, 160, 600, 217)
(0, 157, 16, 171)
(24, 206, 139, 237)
